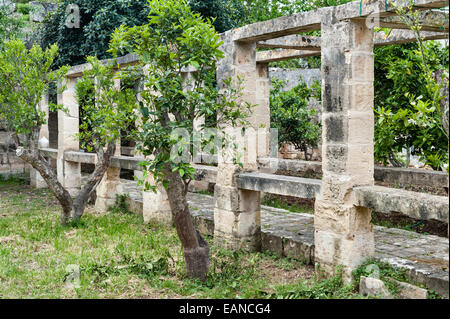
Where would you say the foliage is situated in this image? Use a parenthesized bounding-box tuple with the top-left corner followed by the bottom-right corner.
(0, 40, 68, 145)
(270, 77, 321, 160)
(0, 180, 359, 299)
(268, 266, 360, 299)
(353, 258, 441, 299)
(0, 4, 25, 45)
(75, 56, 137, 154)
(373, 2, 449, 170)
(188, 0, 244, 33)
(40, 0, 151, 68)
(109, 0, 252, 191)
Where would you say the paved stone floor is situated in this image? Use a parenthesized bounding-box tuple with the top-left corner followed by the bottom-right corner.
(120, 180, 449, 297)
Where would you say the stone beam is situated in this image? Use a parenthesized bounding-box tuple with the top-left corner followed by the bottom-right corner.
(257, 35, 321, 50)
(255, 30, 447, 63)
(236, 172, 321, 199)
(258, 157, 449, 189)
(232, 0, 447, 42)
(256, 49, 320, 63)
(376, 9, 449, 32)
(354, 185, 449, 223)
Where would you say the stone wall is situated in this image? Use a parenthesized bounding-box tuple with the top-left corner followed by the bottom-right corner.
(0, 130, 28, 178)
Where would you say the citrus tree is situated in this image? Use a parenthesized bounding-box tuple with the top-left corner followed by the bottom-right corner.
(109, 0, 251, 281)
(0, 40, 136, 224)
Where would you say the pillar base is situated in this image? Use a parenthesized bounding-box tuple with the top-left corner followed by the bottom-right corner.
(314, 199, 374, 283)
(94, 167, 121, 213)
(142, 188, 172, 225)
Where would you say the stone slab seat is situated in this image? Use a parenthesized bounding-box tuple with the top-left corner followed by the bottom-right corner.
(354, 185, 449, 223)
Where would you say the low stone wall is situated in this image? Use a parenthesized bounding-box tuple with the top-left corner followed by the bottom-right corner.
(0, 131, 28, 178)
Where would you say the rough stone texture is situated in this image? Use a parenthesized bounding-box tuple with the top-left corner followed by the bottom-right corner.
(269, 68, 321, 91)
(359, 276, 393, 299)
(258, 157, 449, 189)
(119, 184, 449, 297)
(0, 131, 28, 178)
(236, 172, 321, 199)
(214, 31, 268, 251)
(57, 78, 81, 196)
(29, 1, 58, 23)
(314, 15, 375, 281)
(257, 35, 321, 50)
(392, 279, 428, 299)
(354, 185, 449, 223)
(254, 31, 448, 63)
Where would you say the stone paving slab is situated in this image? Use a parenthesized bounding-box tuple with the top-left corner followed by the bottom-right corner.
(119, 180, 449, 297)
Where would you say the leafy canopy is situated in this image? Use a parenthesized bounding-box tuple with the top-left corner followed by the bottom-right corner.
(270, 78, 321, 160)
(75, 56, 138, 153)
(109, 0, 252, 190)
(0, 40, 68, 145)
(40, 0, 151, 68)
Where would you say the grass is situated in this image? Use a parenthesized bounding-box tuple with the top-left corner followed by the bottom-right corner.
(262, 196, 313, 215)
(0, 179, 365, 299)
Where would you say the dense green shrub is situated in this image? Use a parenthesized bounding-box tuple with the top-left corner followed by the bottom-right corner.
(40, 0, 151, 68)
(374, 41, 449, 170)
(270, 78, 321, 160)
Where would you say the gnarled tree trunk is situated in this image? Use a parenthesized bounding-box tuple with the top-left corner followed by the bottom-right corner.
(17, 140, 117, 225)
(163, 164, 210, 282)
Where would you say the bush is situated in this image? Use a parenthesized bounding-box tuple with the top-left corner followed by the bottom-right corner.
(270, 77, 321, 160)
(40, 0, 151, 68)
(374, 41, 449, 170)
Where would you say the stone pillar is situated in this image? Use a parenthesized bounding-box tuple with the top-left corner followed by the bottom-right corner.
(57, 77, 81, 196)
(256, 63, 271, 159)
(314, 14, 375, 281)
(30, 94, 50, 188)
(213, 31, 268, 251)
(95, 78, 122, 212)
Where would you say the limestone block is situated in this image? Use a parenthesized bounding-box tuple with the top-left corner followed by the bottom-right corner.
(393, 279, 428, 299)
(359, 276, 392, 299)
(142, 187, 172, 224)
(214, 185, 239, 212)
(261, 231, 283, 256)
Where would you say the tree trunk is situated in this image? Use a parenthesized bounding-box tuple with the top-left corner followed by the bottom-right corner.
(163, 164, 210, 282)
(17, 142, 116, 224)
(16, 147, 73, 225)
(72, 142, 116, 220)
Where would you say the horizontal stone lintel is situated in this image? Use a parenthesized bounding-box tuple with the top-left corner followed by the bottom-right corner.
(353, 185, 449, 223)
(236, 172, 322, 198)
(66, 53, 198, 78)
(258, 157, 449, 189)
(232, 0, 446, 42)
(255, 30, 448, 62)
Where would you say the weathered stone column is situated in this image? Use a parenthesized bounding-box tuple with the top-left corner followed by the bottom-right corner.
(30, 94, 50, 188)
(314, 13, 375, 280)
(213, 31, 268, 251)
(95, 78, 122, 212)
(57, 77, 81, 196)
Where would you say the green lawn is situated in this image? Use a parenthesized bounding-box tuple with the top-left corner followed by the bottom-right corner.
(0, 179, 366, 299)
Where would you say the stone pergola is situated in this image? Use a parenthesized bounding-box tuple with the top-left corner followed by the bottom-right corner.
(29, 0, 449, 282)
(212, 0, 449, 279)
